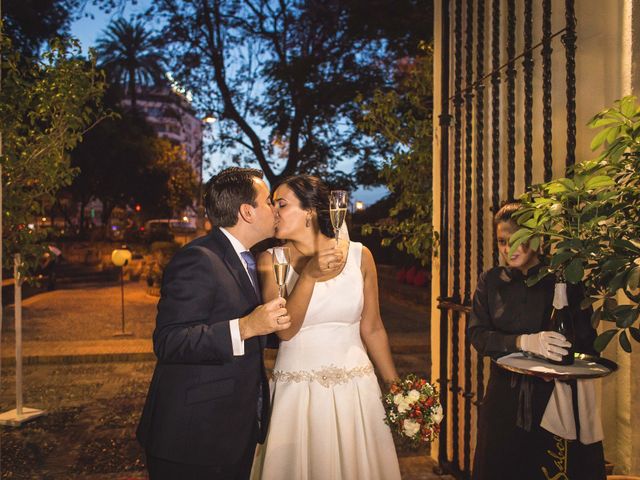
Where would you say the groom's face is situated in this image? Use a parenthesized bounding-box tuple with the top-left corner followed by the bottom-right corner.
(250, 178, 277, 240)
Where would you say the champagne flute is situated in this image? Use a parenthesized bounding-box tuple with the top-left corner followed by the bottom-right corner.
(272, 246, 291, 298)
(329, 190, 348, 245)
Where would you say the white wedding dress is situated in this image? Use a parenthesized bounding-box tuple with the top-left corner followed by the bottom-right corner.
(251, 241, 401, 480)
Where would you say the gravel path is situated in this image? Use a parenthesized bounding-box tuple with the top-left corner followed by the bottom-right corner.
(0, 279, 450, 479)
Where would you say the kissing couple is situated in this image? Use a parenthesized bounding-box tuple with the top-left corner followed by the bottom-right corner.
(136, 167, 402, 480)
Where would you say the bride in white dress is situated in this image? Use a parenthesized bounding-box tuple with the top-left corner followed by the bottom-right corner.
(251, 175, 401, 480)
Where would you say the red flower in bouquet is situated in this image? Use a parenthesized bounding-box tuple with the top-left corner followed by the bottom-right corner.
(382, 373, 443, 448)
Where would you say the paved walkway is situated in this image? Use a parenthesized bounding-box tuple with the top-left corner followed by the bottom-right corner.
(0, 280, 451, 479)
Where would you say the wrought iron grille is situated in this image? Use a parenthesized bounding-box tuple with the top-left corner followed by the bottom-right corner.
(436, 0, 577, 478)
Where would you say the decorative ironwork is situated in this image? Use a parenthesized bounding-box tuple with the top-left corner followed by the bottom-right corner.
(464, 0, 474, 306)
(542, 0, 553, 181)
(491, 0, 501, 266)
(453, 0, 463, 304)
(451, 0, 464, 469)
(475, 0, 487, 417)
(506, 0, 517, 200)
(563, 0, 577, 171)
(463, 314, 474, 475)
(523, 0, 534, 187)
(437, 0, 577, 477)
(463, 1, 475, 472)
(437, 0, 451, 468)
(451, 310, 461, 468)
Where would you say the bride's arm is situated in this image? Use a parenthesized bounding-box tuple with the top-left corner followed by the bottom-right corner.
(257, 250, 318, 341)
(359, 246, 399, 383)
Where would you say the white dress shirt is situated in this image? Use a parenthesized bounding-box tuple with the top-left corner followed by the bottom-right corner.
(219, 227, 256, 356)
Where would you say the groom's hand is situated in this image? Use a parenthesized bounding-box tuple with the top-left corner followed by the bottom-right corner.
(239, 297, 291, 340)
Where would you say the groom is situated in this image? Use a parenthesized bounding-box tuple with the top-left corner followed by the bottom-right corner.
(136, 167, 291, 479)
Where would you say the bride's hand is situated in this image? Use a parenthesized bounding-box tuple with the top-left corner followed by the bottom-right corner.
(302, 246, 344, 280)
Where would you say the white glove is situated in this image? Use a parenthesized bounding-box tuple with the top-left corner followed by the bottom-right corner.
(519, 331, 571, 362)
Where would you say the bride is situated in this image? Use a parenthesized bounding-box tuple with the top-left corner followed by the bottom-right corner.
(251, 175, 401, 480)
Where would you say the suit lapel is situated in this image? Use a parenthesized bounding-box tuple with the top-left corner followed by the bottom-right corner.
(210, 228, 260, 306)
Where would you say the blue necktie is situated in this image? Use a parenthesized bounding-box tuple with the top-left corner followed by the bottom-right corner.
(240, 251, 261, 301)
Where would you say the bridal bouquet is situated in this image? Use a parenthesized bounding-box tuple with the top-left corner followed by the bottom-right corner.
(383, 374, 443, 447)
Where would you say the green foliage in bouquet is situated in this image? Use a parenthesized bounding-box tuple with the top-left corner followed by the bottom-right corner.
(509, 96, 640, 353)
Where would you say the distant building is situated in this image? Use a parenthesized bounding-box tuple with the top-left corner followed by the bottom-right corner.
(121, 86, 203, 180)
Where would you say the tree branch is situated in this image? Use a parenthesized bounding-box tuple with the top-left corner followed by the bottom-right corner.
(200, 0, 276, 181)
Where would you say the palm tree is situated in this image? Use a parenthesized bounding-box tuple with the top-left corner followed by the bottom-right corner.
(96, 18, 166, 110)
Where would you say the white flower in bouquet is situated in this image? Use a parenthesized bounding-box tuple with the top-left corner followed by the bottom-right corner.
(402, 419, 420, 437)
(407, 389, 420, 403)
(394, 393, 411, 413)
(433, 404, 444, 424)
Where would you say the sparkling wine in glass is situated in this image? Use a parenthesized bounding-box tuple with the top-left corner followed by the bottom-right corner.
(272, 247, 291, 298)
(329, 190, 348, 244)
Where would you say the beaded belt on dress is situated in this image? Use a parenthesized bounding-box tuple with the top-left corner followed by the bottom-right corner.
(272, 364, 374, 388)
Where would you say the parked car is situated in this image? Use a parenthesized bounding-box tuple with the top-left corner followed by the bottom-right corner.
(143, 219, 197, 242)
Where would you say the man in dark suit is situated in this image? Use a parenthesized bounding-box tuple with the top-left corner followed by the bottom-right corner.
(137, 168, 291, 479)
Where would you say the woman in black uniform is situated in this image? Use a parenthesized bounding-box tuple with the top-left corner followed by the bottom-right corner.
(468, 202, 606, 480)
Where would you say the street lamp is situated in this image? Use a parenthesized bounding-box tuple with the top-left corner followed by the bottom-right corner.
(355, 200, 365, 212)
(112, 247, 133, 337)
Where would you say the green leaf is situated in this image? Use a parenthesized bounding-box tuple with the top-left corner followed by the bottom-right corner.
(630, 327, 640, 343)
(564, 258, 585, 283)
(525, 267, 551, 287)
(612, 239, 640, 254)
(581, 296, 598, 310)
(609, 270, 627, 294)
(508, 228, 533, 256)
(602, 257, 628, 272)
(594, 329, 618, 352)
(529, 236, 541, 252)
(627, 267, 640, 290)
(584, 175, 615, 190)
(589, 117, 620, 128)
(591, 308, 602, 329)
(547, 181, 570, 194)
(619, 330, 632, 353)
(614, 305, 637, 328)
(606, 126, 621, 145)
(590, 127, 611, 151)
(604, 297, 619, 311)
(557, 239, 583, 250)
(551, 251, 574, 267)
(620, 96, 637, 117)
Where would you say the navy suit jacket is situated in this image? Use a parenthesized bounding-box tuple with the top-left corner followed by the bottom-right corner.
(136, 228, 270, 466)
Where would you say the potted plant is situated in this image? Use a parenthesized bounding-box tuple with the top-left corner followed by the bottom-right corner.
(510, 95, 640, 352)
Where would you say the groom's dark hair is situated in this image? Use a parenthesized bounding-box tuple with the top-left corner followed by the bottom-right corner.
(204, 167, 264, 227)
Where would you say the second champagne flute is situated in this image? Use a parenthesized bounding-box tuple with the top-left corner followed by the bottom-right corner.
(272, 246, 291, 298)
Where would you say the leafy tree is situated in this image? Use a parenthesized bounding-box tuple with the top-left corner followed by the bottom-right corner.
(358, 47, 433, 265)
(69, 109, 198, 227)
(150, 139, 200, 216)
(1, 36, 107, 273)
(2, 0, 77, 57)
(150, 0, 432, 184)
(69, 109, 158, 226)
(95, 17, 166, 110)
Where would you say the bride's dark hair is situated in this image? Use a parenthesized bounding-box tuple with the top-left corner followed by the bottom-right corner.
(277, 175, 335, 238)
